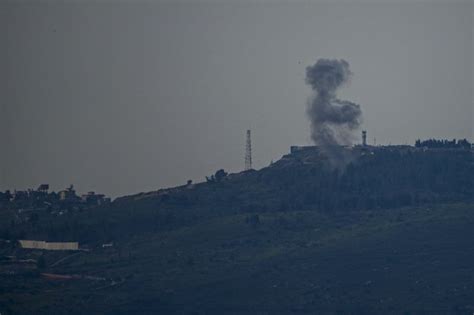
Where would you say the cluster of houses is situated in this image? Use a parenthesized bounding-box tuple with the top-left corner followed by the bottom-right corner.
(0, 184, 111, 213)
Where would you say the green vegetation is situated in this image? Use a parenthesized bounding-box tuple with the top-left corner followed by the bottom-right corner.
(0, 147, 473, 314)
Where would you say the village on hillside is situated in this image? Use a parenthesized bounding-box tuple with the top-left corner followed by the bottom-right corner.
(0, 184, 111, 216)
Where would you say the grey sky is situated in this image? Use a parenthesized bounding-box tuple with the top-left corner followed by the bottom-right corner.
(2, 1, 473, 197)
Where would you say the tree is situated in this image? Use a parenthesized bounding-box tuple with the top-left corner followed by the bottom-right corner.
(214, 169, 228, 182)
(206, 169, 228, 183)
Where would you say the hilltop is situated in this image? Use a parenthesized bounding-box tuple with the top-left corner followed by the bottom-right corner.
(1, 144, 474, 314)
(13, 144, 470, 244)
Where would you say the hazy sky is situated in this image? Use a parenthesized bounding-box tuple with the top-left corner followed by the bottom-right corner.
(2, 0, 473, 197)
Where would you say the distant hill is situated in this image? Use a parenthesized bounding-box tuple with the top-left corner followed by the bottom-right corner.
(18, 145, 472, 243)
(1, 145, 474, 314)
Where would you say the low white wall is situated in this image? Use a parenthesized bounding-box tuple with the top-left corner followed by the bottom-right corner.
(19, 240, 79, 251)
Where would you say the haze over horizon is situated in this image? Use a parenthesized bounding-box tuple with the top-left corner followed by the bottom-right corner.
(2, 1, 473, 197)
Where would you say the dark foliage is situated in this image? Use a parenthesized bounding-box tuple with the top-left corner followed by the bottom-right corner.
(415, 138, 471, 149)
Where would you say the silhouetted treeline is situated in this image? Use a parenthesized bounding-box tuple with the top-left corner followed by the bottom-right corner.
(415, 138, 471, 149)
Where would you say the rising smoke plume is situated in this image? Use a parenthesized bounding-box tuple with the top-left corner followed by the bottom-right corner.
(305, 59, 362, 167)
(306, 59, 362, 146)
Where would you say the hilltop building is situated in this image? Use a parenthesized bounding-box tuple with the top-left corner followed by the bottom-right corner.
(59, 185, 79, 201)
(81, 191, 110, 206)
(37, 184, 49, 193)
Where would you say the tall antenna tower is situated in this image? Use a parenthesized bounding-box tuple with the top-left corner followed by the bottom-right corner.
(362, 130, 367, 146)
(245, 129, 252, 170)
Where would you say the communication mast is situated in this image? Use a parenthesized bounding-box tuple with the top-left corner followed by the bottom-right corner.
(245, 129, 252, 170)
(362, 130, 367, 146)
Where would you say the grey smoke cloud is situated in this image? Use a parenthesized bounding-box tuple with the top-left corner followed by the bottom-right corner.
(306, 59, 362, 147)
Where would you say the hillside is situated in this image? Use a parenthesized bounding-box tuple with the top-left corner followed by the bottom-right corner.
(1, 145, 474, 314)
